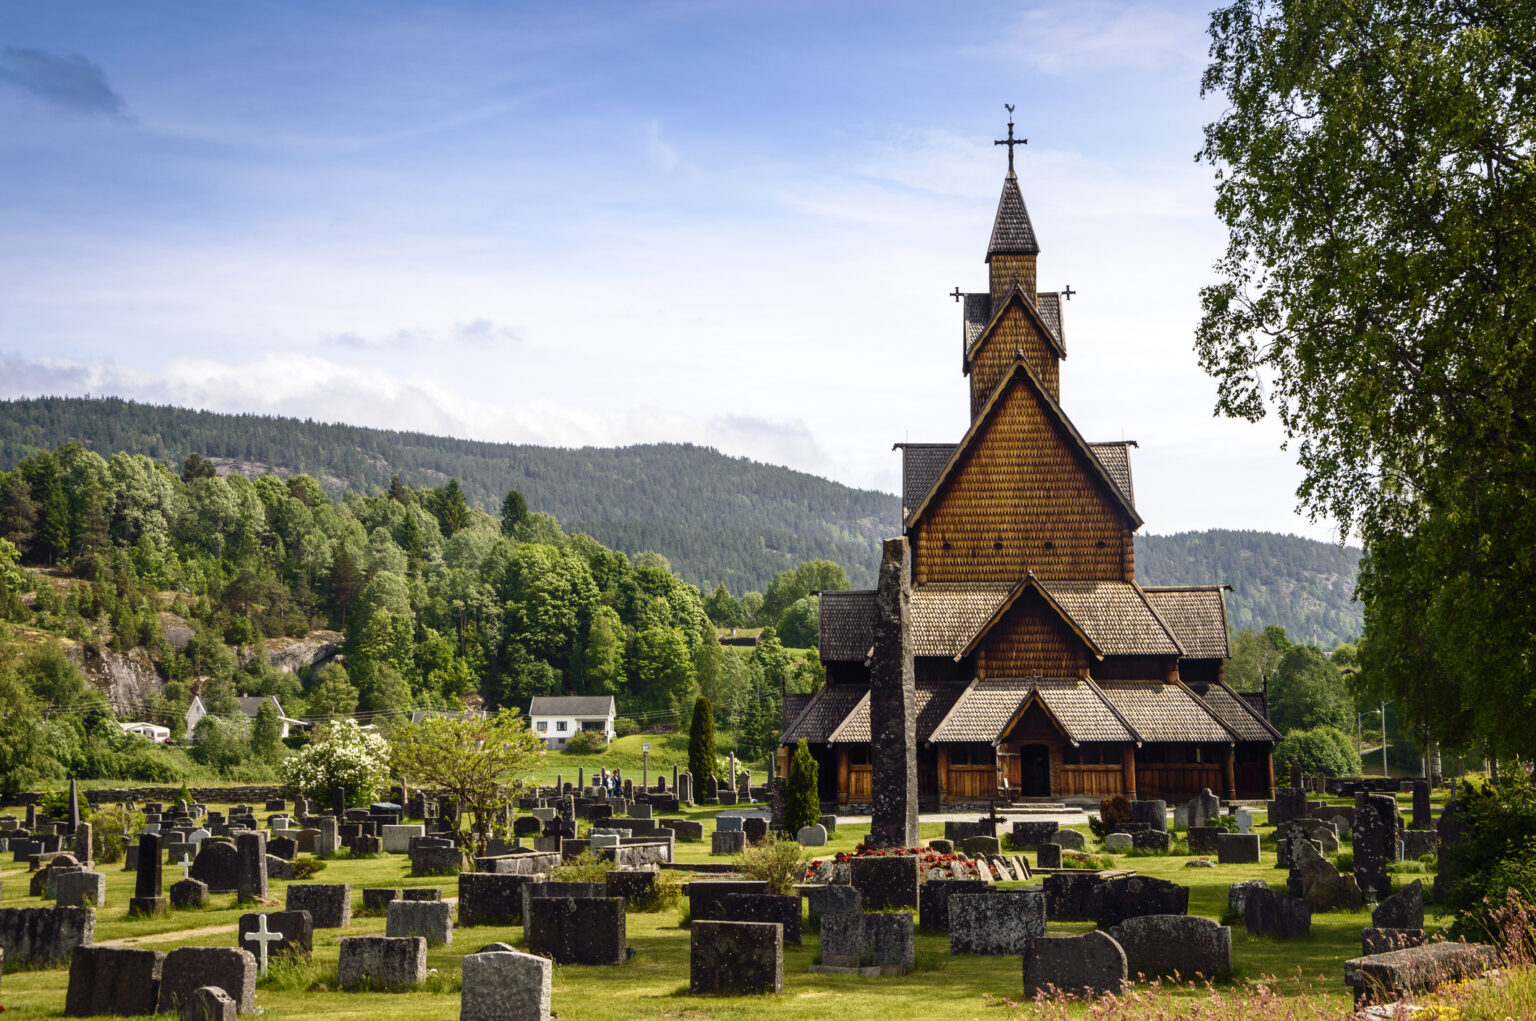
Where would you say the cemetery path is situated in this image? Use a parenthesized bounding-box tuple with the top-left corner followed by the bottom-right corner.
(99, 922, 238, 946)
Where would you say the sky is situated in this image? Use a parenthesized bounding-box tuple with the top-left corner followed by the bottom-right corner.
(0, 1, 1342, 542)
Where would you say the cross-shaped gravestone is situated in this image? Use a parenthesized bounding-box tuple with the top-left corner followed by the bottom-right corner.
(178, 854, 194, 880)
(243, 913, 283, 975)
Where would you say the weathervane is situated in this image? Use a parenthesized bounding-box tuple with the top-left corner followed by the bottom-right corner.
(994, 104, 1026, 177)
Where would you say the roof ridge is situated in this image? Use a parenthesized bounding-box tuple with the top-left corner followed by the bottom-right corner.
(1081, 674, 1144, 745)
(965, 282, 1065, 363)
(959, 574, 1104, 660)
(1209, 678, 1283, 740)
(1129, 581, 1188, 657)
(906, 355, 1144, 529)
(826, 689, 871, 743)
(1173, 677, 1241, 743)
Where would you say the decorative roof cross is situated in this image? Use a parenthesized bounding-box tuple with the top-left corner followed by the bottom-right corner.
(1062, 284, 1076, 301)
(994, 104, 1027, 177)
(243, 913, 283, 975)
(950, 286, 964, 303)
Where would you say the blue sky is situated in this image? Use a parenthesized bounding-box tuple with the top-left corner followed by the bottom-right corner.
(0, 1, 1339, 541)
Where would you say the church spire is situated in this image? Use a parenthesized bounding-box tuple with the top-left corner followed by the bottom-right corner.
(987, 106, 1040, 299)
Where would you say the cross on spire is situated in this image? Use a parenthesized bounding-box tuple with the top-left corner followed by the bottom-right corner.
(950, 287, 964, 303)
(1062, 284, 1076, 301)
(994, 104, 1026, 178)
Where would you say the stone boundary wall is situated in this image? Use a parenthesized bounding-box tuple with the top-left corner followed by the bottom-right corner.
(14, 785, 291, 806)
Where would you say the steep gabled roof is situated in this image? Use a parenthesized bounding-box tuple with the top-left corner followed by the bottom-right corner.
(1040, 579, 1184, 658)
(896, 443, 958, 524)
(1035, 291, 1064, 347)
(964, 283, 1067, 365)
(527, 695, 615, 718)
(1142, 586, 1231, 659)
(780, 684, 868, 744)
(960, 291, 1063, 371)
(929, 675, 1134, 744)
(907, 355, 1143, 529)
(1087, 441, 1136, 507)
(911, 583, 1015, 656)
(987, 175, 1040, 258)
(827, 679, 971, 744)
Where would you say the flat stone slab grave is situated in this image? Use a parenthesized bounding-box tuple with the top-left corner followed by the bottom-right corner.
(338, 935, 428, 991)
(949, 889, 1045, 956)
(816, 911, 914, 974)
(386, 899, 454, 946)
(286, 883, 352, 929)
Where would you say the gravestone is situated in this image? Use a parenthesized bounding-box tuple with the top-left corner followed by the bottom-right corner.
(267, 835, 297, 860)
(1344, 943, 1495, 1007)
(802, 884, 861, 928)
(461, 948, 551, 1021)
(286, 884, 351, 928)
(190, 840, 239, 894)
(819, 911, 914, 973)
(1411, 780, 1432, 831)
(1271, 787, 1307, 826)
(131, 833, 167, 916)
(1127, 800, 1167, 832)
(56, 871, 106, 909)
(170, 878, 208, 910)
(686, 880, 770, 922)
(1373, 879, 1424, 930)
(1131, 829, 1170, 852)
(1434, 798, 1464, 903)
(156, 947, 256, 1014)
(850, 855, 919, 910)
(1402, 829, 1437, 860)
(1227, 879, 1270, 917)
(661, 819, 703, 842)
(797, 824, 827, 846)
(239, 910, 313, 960)
(316, 817, 339, 857)
(338, 935, 426, 991)
(403, 886, 441, 901)
(411, 844, 464, 876)
(1105, 914, 1232, 978)
(722, 892, 801, 945)
(1362, 927, 1428, 955)
(690, 920, 781, 995)
(961, 835, 1002, 856)
(1103, 832, 1133, 852)
(1354, 793, 1396, 899)
(1022, 930, 1128, 999)
(235, 831, 267, 901)
(458, 872, 548, 927)
(526, 896, 625, 965)
(1091, 875, 1189, 927)
(917, 878, 985, 932)
(1187, 827, 1221, 856)
(65, 945, 165, 1017)
(949, 889, 1045, 955)
(1217, 832, 1260, 864)
(605, 870, 656, 906)
(741, 817, 768, 845)
(1244, 887, 1311, 939)
(867, 537, 918, 848)
(386, 899, 453, 946)
(1035, 843, 1062, 869)
(0, 904, 95, 966)
(711, 830, 746, 855)
(1010, 820, 1059, 849)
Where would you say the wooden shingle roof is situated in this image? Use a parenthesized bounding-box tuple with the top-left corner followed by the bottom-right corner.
(908, 356, 1143, 529)
(824, 679, 970, 744)
(929, 676, 1134, 744)
(1038, 579, 1183, 658)
(818, 590, 876, 662)
(964, 284, 1067, 364)
(1190, 681, 1282, 741)
(911, 582, 1015, 657)
(963, 293, 991, 353)
(1097, 682, 1236, 743)
(897, 443, 958, 524)
(1087, 441, 1136, 507)
(987, 175, 1040, 258)
(1036, 292, 1064, 348)
(781, 684, 868, 744)
(1142, 586, 1230, 659)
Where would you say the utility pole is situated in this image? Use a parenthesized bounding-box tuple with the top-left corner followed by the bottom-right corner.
(1380, 701, 1390, 779)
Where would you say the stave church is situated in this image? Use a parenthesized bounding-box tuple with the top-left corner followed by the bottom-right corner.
(779, 117, 1279, 809)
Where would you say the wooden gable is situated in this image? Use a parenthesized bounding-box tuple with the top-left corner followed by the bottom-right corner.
(967, 286, 1063, 412)
(976, 586, 1092, 679)
(910, 359, 1137, 585)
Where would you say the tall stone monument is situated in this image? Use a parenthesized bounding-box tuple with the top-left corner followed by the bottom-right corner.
(868, 536, 918, 848)
(131, 832, 167, 916)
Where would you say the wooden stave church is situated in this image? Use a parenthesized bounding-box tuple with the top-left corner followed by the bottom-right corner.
(779, 132, 1280, 808)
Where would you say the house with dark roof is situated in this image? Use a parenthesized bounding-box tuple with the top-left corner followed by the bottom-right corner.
(528, 695, 616, 749)
(780, 121, 1278, 807)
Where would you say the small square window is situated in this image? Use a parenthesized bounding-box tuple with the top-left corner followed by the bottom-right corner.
(557, 721, 568, 732)
(537, 721, 547, 732)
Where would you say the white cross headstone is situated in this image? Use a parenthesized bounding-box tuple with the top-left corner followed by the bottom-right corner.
(243, 913, 283, 975)
(179, 854, 194, 881)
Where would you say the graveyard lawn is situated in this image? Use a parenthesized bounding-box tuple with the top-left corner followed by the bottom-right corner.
(0, 793, 1445, 1019)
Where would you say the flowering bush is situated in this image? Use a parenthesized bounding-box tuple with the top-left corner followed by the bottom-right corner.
(278, 719, 390, 805)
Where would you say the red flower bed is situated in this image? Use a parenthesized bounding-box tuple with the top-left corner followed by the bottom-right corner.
(804, 843, 981, 880)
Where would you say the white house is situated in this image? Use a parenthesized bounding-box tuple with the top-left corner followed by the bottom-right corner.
(236, 695, 307, 738)
(185, 695, 207, 736)
(120, 721, 171, 743)
(527, 695, 616, 749)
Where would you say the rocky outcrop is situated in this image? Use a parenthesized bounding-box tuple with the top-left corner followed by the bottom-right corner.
(264, 631, 343, 674)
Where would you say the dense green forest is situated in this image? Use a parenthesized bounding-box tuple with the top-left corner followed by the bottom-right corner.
(0, 397, 892, 592)
(1135, 530, 1362, 647)
(0, 398, 1362, 643)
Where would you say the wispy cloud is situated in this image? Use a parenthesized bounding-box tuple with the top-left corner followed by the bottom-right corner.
(0, 47, 129, 117)
(986, 2, 1206, 76)
(323, 319, 522, 349)
(646, 120, 679, 173)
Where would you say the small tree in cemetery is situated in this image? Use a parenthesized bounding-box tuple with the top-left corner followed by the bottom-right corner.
(785, 738, 820, 835)
(389, 708, 545, 855)
(688, 695, 716, 784)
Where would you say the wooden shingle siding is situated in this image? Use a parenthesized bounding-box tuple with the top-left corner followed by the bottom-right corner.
(914, 380, 1130, 584)
(969, 299, 1059, 411)
(978, 589, 1090, 678)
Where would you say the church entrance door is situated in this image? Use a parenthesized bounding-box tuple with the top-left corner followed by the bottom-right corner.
(1019, 744, 1050, 797)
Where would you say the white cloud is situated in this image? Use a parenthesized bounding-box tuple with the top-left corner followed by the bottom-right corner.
(988, 2, 1208, 76)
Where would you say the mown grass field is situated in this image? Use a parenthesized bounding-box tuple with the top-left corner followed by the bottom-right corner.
(0, 793, 1448, 1019)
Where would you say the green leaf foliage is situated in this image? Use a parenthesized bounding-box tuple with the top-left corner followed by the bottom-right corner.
(1273, 726, 1362, 778)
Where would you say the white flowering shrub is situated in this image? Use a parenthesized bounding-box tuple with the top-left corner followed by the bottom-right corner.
(278, 719, 390, 805)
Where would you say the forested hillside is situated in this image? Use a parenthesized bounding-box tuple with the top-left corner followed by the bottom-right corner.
(0, 397, 893, 591)
(1136, 530, 1362, 647)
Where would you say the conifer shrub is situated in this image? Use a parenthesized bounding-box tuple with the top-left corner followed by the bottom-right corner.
(785, 738, 820, 835)
(688, 696, 716, 784)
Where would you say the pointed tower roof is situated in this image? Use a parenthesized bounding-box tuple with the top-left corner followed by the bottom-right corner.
(987, 174, 1040, 260)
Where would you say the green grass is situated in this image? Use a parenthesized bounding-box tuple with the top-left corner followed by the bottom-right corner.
(528, 729, 771, 785)
(0, 798, 1447, 1019)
